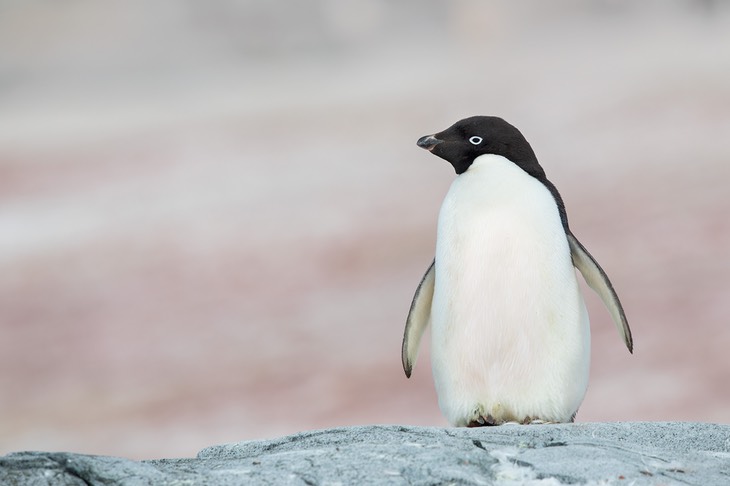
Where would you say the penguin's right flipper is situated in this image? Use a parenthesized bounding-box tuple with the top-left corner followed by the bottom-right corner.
(402, 259, 435, 378)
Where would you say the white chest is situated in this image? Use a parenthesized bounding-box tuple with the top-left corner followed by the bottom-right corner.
(430, 154, 590, 425)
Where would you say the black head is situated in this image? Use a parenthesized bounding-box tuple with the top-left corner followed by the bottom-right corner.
(417, 116, 544, 178)
(417, 116, 569, 230)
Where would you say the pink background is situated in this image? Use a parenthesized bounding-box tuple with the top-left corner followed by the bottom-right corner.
(1, 1, 729, 459)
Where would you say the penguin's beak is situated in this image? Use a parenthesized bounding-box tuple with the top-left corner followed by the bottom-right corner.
(417, 135, 443, 152)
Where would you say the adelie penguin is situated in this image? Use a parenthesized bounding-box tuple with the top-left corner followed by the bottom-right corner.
(402, 116, 633, 427)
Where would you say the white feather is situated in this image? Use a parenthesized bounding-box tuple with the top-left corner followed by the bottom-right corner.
(431, 154, 590, 425)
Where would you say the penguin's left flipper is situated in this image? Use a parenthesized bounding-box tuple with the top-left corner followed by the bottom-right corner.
(568, 232, 633, 353)
(402, 259, 435, 377)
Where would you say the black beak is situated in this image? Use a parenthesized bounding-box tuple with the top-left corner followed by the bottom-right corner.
(417, 135, 442, 151)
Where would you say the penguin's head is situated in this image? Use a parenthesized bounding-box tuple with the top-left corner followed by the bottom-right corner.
(417, 116, 544, 178)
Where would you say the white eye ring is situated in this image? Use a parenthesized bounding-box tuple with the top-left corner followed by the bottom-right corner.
(469, 136, 483, 145)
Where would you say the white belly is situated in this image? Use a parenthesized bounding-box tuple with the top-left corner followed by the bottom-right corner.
(431, 154, 590, 425)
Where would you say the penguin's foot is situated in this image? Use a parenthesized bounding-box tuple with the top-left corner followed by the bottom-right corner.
(466, 405, 496, 427)
(467, 414, 498, 427)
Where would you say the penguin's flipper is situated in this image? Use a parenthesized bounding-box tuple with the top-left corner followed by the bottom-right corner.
(402, 259, 435, 377)
(568, 232, 633, 353)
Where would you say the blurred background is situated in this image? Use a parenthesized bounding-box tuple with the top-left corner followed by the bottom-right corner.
(1, 0, 729, 460)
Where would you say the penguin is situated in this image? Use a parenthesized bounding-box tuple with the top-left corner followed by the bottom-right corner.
(402, 116, 632, 427)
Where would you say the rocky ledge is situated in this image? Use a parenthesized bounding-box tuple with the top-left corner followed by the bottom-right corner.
(1, 422, 728, 485)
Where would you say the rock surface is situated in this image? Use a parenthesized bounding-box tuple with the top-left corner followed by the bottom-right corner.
(1, 422, 728, 485)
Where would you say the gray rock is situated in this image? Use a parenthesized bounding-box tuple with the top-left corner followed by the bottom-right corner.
(1, 423, 728, 485)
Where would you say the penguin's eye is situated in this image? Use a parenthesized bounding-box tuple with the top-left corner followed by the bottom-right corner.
(469, 136, 483, 145)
